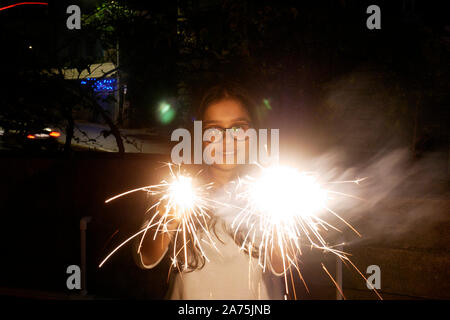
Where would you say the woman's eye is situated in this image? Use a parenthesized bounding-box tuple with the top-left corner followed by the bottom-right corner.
(231, 125, 246, 133)
(203, 127, 224, 143)
(204, 127, 221, 134)
(229, 126, 249, 140)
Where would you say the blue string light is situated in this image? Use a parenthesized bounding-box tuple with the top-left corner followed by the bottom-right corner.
(80, 78, 117, 92)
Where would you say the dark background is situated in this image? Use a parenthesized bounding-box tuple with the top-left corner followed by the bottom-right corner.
(0, 0, 449, 300)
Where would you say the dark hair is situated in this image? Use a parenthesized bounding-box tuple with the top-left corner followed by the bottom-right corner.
(195, 81, 262, 129)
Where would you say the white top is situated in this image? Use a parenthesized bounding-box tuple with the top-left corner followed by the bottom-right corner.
(134, 218, 284, 300)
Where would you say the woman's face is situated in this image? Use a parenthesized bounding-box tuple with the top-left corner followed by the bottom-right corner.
(202, 99, 252, 172)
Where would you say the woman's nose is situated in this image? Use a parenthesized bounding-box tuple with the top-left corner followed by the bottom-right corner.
(223, 133, 235, 151)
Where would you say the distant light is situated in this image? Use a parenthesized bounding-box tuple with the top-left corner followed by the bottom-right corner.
(44, 128, 52, 132)
(49, 131, 60, 138)
(81, 78, 117, 92)
(0, 2, 48, 12)
(263, 98, 272, 110)
(28, 45, 32, 49)
(27, 134, 35, 139)
(158, 101, 176, 124)
(160, 103, 170, 114)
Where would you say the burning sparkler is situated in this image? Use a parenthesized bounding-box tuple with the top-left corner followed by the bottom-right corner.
(99, 162, 381, 299)
(99, 163, 218, 271)
(229, 164, 381, 299)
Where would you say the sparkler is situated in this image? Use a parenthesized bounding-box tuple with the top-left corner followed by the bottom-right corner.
(99, 163, 219, 271)
(229, 165, 381, 299)
(99, 162, 381, 299)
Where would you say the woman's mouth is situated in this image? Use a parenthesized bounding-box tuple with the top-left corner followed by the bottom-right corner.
(216, 150, 235, 157)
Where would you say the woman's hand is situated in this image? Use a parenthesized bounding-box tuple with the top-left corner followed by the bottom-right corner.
(137, 199, 180, 268)
(156, 198, 181, 233)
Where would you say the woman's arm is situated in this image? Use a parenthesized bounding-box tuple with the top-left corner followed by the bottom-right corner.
(134, 201, 180, 269)
(137, 226, 174, 268)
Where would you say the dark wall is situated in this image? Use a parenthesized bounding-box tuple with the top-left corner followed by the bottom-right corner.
(0, 153, 171, 299)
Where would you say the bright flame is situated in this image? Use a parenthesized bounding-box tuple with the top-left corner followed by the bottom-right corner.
(99, 163, 219, 271)
(169, 176, 194, 211)
(250, 167, 327, 221)
(230, 164, 381, 298)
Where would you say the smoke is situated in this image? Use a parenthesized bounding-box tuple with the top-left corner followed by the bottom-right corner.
(213, 69, 449, 249)
(300, 146, 447, 246)
(298, 69, 450, 247)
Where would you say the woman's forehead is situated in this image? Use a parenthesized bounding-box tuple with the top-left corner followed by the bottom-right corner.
(203, 99, 251, 123)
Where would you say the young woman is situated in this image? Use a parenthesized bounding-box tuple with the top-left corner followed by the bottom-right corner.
(133, 82, 285, 299)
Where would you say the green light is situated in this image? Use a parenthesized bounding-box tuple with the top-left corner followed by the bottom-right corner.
(263, 99, 272, 110)
(158, 102, 176, 124)
(160, 103, 170, 113)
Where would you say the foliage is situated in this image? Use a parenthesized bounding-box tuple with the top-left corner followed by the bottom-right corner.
(82, 0, 138, 50)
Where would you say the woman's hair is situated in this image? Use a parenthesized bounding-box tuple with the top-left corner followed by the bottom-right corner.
(195, 81, 262, 129)
(168, 81, 262, 273)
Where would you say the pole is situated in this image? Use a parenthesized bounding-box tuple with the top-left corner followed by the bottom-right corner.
(116, 40, 123, 125)
(80, 216, 92, 296)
